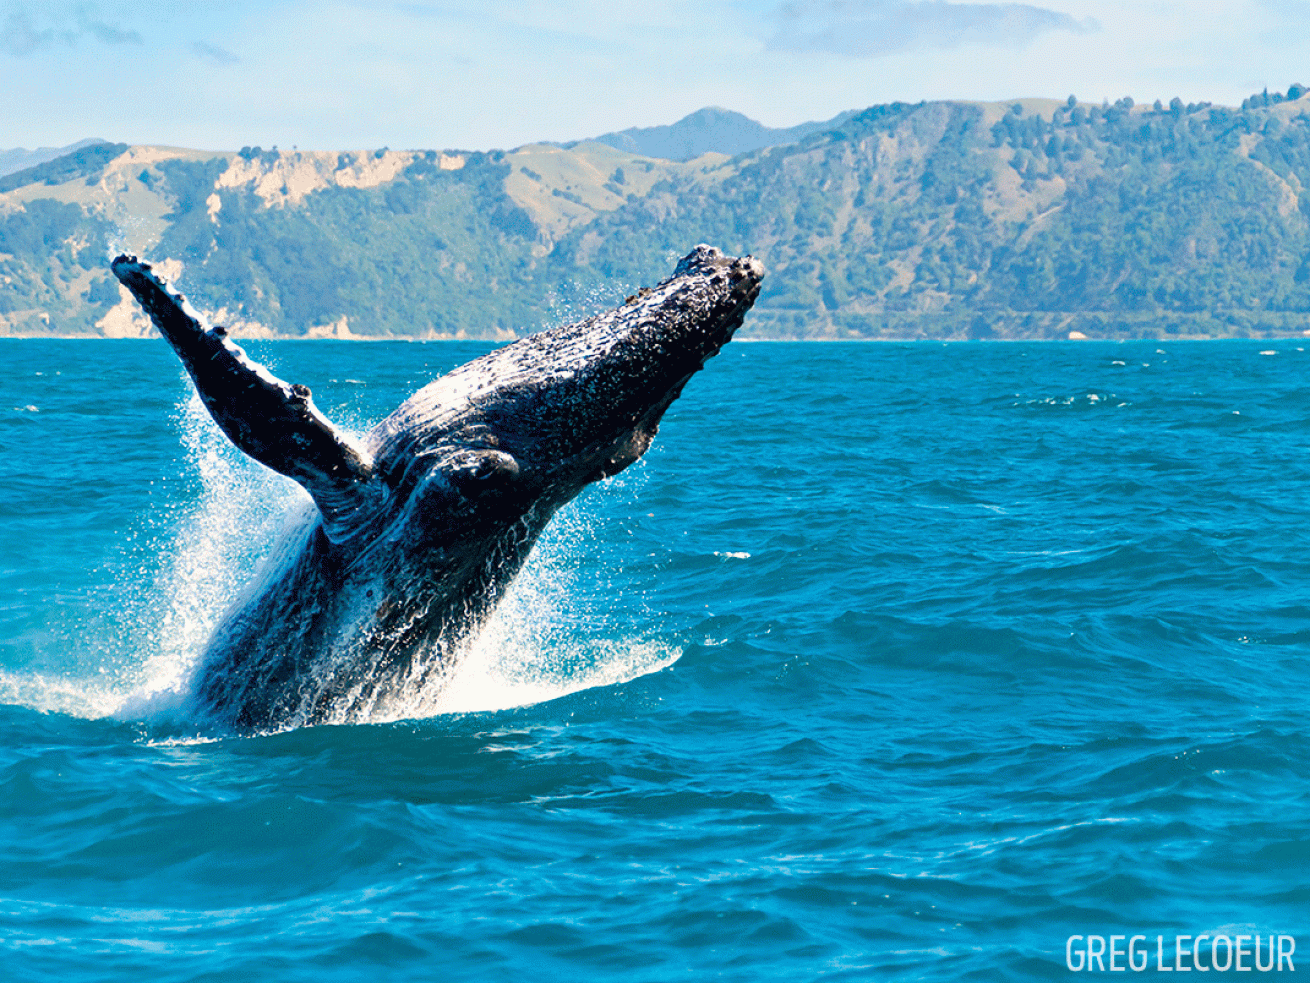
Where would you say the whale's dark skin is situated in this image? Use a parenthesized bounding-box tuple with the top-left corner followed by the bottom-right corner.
(111, 246, 764, 732)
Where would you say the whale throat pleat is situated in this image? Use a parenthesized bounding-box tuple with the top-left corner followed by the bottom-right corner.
(111, 255, 385, 542)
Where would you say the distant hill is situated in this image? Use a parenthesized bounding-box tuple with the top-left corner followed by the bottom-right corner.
(4, 89, 1310, 340)
(564, 106, 859, 161)
(0, 139, 108, 178)
(0, 142, 130, 194)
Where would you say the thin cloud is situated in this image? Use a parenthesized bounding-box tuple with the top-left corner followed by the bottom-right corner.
(86, 21, 142, 46)
(1, 5, 142, 57)
(1, 10, 49, 56)
(769, 0, 1098, 57)
(192, 40, 239, 64)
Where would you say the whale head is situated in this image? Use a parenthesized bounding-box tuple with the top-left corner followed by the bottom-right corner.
(366, 246, 765, 554)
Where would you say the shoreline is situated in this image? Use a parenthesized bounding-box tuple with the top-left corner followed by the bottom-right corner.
(4, 334, 1309, 344)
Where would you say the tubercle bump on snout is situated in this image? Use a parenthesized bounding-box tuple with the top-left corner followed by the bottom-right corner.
(673, 244, 765, 285)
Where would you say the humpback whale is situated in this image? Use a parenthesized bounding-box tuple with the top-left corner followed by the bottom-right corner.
(111, 246, 764, 732)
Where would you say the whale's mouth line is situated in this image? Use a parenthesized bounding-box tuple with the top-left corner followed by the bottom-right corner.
(599, 378, 688, 478)
(597, 426, 655, 480)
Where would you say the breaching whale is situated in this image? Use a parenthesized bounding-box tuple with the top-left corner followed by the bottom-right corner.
(111, 246, 764, 732)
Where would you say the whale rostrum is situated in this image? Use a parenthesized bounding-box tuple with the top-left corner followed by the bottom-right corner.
(111, 246, 765, 731)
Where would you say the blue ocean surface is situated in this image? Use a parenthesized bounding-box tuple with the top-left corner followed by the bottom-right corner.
(1, 338, 1307, 980)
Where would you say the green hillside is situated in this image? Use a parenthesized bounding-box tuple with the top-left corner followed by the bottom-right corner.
(4, 89, 1310, 339)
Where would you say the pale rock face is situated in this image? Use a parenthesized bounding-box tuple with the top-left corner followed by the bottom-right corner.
(97, 254, 277, 339)
(306, 315, 357, 339)
(212, 150, 465, 209)
(203, 306, 277, 339)
(96, 286, 153, 337)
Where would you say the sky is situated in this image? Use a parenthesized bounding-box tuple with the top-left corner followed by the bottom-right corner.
(2, 0, 1309, 152)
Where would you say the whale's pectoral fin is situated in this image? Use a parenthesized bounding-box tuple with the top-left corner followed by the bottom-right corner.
(111, 255, 386, 542)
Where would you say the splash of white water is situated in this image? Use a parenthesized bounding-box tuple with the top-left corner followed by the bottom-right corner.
(117, 391, 303, 720)
(6, 381, 678, 728)
(129, 393, 678, 727)
(372, 494, 681, 721)
(0, 391, 296, 721)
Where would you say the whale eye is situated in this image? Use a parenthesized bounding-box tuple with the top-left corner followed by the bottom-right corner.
(448, 449, 520, 494)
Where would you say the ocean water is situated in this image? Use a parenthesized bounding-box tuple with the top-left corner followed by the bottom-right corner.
(1, 338, 1307, 981)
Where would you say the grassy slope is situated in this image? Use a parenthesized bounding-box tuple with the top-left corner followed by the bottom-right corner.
(551, 95, 1310, 339)
(3, 92, 1310, 339)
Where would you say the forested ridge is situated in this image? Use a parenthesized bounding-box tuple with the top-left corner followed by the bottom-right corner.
(3, 88, 1310, 339)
